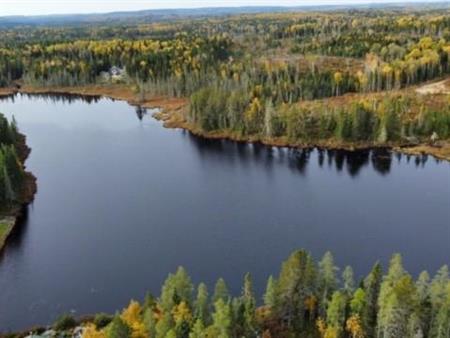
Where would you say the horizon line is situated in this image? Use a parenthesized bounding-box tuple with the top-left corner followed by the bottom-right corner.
(0, 1, 448, 19)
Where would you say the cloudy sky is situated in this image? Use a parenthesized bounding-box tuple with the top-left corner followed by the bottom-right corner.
(0, 0, 446, 16)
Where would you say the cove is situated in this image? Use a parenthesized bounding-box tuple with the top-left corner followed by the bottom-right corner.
(0, 94, 449, 331)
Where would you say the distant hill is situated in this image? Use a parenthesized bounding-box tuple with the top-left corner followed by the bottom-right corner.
(0, 2, 449, 27)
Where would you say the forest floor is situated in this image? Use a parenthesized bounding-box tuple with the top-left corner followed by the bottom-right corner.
(0, 83, 449, 161)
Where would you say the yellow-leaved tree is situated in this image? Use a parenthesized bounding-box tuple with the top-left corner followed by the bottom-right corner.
(121, 300, 148, 338)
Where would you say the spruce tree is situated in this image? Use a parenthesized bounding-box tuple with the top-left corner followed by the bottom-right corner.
(318, 251, 339, 316)
(106, 315, 131, 338)
(212, 299, 232, 338)
(275, 249, 316, 329)
(213, 278, 230, 304)
(363, 262, 382, 337)
(194, 283, 210, 325)
(263, 275, 277, 308)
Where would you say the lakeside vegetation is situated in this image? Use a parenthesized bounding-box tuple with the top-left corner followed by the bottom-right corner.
(0, 113, 35, 250)
(0, 5, 449, 336)
(11, 250, 449, 338)
(0, 7, 449, 157)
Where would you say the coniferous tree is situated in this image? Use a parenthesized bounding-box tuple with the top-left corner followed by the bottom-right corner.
(342, 266, 355, 295)
(263, 275, 277, 309)
(275, 249, 316, 329)
(212, 299, 232, 338)
(363, 262, 382, 338)
(194, 283, 210, 326)
(318, 251, 339, 316)
(325, 291, 347, 338)
(107, 315, 131, 338)
(160, 266, 194, 312)
(213, 278, 230, 304)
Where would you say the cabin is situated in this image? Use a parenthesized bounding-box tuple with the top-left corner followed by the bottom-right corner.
(99, 66, 126, 83)
(109, 66, 125, 77)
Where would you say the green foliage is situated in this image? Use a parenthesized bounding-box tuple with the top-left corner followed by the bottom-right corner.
(212, 299, 232, 338)
(0, 114, 26, 207)
(263, 275, 277, 308)
(1, 9, 449, 149)
(107, 315, 131, 338)
(342, 266, 355, 295)
(274, 249, 316, 329)
(194, 283, 210, 325)
(160, 266, 194, 312)
(53, 314, 77, 331)
(318, 251, 338, 316)
(63, 250, 448, 338)
(326, 291, 347, 336)
(94, 313, 113, 329)
(213, 278, 230, 304)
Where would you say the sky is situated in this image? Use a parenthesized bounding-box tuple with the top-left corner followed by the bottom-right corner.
(0, 0, 447, 16)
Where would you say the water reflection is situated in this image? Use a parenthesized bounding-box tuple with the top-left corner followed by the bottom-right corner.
(0, 93, 102, 104)
(0, 91, 433, 179)
(0, 207, 29, 264)
(186, 134, 411, 177)
(288, 149, 311, 175)
(0, 94, 448, 331)
(135, 106, 148, 120)
(371, 149, 392, 175)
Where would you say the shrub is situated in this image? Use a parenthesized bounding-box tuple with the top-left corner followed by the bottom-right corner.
(53, 314, 77, 331)
(94, 313, 113, 329)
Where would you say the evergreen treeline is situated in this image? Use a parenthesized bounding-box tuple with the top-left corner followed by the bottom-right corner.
(0, 9, 449, 98)
(190, 91, 450, 143)
(0, 9, 449, 149)
(0, 114, 26, 207)
(71, 250, 450, 338)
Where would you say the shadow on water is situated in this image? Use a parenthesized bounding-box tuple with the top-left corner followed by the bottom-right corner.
(185, 132, 403, 177)
(0, 206, 30, 263)
(0, 93, 103, 104)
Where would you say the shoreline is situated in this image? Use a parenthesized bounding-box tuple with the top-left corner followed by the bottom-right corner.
(0, 132, 37, 252)
(1, 84, 449, 161)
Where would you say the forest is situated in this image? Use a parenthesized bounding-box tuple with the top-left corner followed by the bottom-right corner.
(0, 114, 27, 208)
(0, 5, 449, 337)
(19, 250, 450, 338)
(0, 8, 449, 150)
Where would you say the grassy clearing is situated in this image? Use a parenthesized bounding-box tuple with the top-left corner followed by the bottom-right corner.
(0, 220, 14, 250)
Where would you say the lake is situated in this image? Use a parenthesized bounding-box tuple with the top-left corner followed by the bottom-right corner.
(0, 94, 449, 331)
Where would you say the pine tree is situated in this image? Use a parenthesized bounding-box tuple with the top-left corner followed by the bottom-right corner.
(326, 291, 347, 338)
(212, 299, 232, 338)
(160, 267, 194, 312)
(429, 265, 450, 338)
(342, 266, 355, 295)
(377, 255, 419, 338)
(155, 313, 173, 338)
(189, 319, 206, 338)
(363, 262, 382, 337)
(194, 283, 210, 325)
(429, 282, 450, 338)
(318, 251, 339, 316)
(106, 315, 131, 338)
(263, 275, 277, 308)
(241, 273, 256, 336)
(143, 308, 157, 337)
(275, 249, 316, 329)
(350, 288, 367, 318)
(416, 271, 431, 336)
(213, 278, 230, 304)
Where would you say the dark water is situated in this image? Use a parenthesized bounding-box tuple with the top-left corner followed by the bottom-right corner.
(0, 94, 449, 331)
